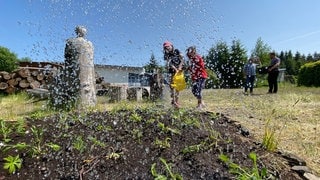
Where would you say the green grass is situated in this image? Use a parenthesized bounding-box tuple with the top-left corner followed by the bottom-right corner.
(179, 83, 320, 175)
(1, 83, 319, 174)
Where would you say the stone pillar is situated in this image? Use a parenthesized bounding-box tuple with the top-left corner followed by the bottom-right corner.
(64, 26, 96, 107)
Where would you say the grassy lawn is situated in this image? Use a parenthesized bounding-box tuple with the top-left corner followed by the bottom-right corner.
(1, 83, 319, 174)
(180, 84, 320, 175)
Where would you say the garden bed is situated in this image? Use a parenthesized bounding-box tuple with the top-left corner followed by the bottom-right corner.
(0, 106, 305, 179)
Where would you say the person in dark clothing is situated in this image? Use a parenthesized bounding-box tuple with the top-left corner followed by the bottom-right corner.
(163, 41, 184, 108)
(267, 52, 281, 93)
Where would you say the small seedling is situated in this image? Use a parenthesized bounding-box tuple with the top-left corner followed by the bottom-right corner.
(46, 142, 61, 151)
(72, 136, 86, 153)
(0, 120, 12, 143)
(30, 126, 44, 155)
(129, 112, 142, 122)
(88, 136, 106, 148)
(154, 137, 171, 149)
(131, 129, 143, 143)
(182, 143, 203, 154)
(105, 152, 122, 160)
(219, 152, 268, 179)
(14, 118, 26, 134)
(150, 157, 183, 180)
(3, 155, 22, 174)
(157, 122, 180, 135)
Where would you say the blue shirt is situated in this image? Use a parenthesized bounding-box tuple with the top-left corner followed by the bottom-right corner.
(244, 63, 258, 76)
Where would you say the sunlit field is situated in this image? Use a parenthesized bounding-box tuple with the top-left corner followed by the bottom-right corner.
(1, 83, 319, 175)
(180, 84, 320, 175)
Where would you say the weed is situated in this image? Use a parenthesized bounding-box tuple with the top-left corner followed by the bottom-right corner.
(3, 155, 22, 174)
(219, 152, 268, 179)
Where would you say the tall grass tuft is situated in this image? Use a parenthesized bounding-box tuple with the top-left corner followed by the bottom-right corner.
(262, 117, 278, 152)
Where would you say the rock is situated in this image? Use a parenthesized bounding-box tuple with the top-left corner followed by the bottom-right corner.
(304, 172, 320, 180)
(280, 151, 307, 166)
(292, 165, 311, 175)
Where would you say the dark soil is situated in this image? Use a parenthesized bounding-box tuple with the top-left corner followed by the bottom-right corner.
(0, 106, 303, 179)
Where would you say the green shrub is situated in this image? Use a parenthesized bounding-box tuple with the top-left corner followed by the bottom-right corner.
(0, 46, 19, 72)
(297, 60, 320, 87)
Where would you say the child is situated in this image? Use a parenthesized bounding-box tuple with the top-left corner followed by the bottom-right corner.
(243, 57, 261, 95)
(186, 46, 208, 109)
(163, 41, 184, 108)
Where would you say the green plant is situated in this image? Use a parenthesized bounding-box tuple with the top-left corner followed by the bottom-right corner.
(46, 142, 61, 151)
(88, 136, 106, 148)
(262, 118, 278, 152)
(151, 157, 183, 180)
(129, 112, 142, 122)
(157, 122, 180, 135)
(72, 135, 86, 153)
(182, 143, 203, 154)
(2, 142, 29, 153)
(105, 152, 122, 160)
(151, 163, 168, 180)
(3, 155, 22, 174)
(14, 118, 26, 134)
(154, 137, 171, 149)
(182, 115, 200, 128)
(131, 129, 143, 143)
(0, 46, 19, 72)
(30, 126, 44, 155)
(0, 119, 12, 143)
(219, 152, 268, 179)
(29, 110, 49, 120)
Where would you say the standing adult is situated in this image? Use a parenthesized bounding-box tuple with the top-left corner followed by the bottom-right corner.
(163, 41, 184, 108)
(186, 46, 208, 109)
(267, 52, 281, 94)
(243, 57, 261, 95)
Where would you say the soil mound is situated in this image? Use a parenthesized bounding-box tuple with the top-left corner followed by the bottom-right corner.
(0, 107, 303, 179)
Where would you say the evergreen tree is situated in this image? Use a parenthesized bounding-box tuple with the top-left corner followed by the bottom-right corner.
(229, 40, 247, 88)
(206, 41, 230, 88)
(143, 53, 162, 73)
(281, 51, 295, 75)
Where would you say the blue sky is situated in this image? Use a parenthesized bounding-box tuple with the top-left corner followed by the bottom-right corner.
(1, 0, 319, 67)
